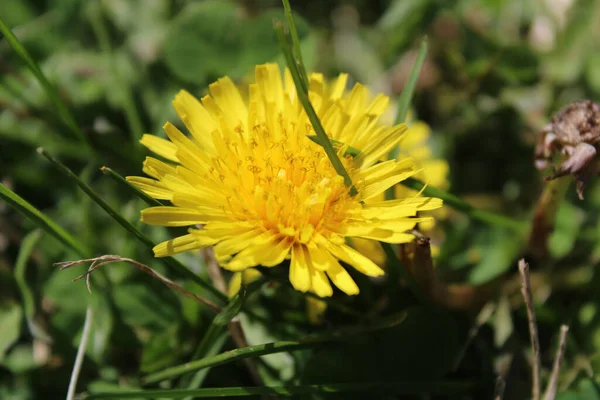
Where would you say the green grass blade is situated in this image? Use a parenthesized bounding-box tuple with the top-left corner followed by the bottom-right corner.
(395, 37, 428, 125)
(87, 381, 473, 398)
(181, 322, 228, 392)
(37, 148, 227, 304)
(0, 15, 92, 150)
(214, 286, 246, 326)
(145, 339, 319, 385)
(143, 313, 405, 384)
(14, 230, 41, 320)
(275, 23, 358, 196)
(386, 37, 428, 201)
(281, 0, 308, 85)
(0, 183, 90, 256)
(100, 166, 163, 207)
(401, 177, 526, 232)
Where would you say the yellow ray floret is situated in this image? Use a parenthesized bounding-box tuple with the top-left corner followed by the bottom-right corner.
(128, 63, 443, 297)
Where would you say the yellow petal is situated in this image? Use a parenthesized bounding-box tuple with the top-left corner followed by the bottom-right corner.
(140, 134, 178, 161)
(141, 207, 227, 226)
(320, 239, 384, 277)
(326, 261, 359, 295)
(153, 234, 203, 257)
(307, 245, 335, 271)
(308, 263, 333, 297)
(126, 177, 172, 200)
(172, 90, 217, 152)
(228, 272, 243, 297)
(290, 244, 311, 292)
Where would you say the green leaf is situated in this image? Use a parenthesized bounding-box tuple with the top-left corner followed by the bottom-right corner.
(302, 307, 458, 387)
(242, 8, 309, 69)
(2, 344, 39, 374)
(164, 0, 243, 83)
(0, 303, 23, 363)
(468, 227, 524, 284)
(548, 201, 585, 259)
(0, 183, 89, 256)
(214, 287, 246, 327)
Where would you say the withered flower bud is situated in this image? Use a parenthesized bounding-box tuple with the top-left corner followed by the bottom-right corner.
(535, 100, 600, 199)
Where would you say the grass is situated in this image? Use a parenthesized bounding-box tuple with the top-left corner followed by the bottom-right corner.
(1, 0, 599, 399)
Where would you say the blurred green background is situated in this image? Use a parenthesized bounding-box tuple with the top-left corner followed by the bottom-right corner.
(3, 0, 600, 398)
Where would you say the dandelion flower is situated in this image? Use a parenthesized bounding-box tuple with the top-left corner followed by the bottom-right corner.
(127, 63, 442, 297)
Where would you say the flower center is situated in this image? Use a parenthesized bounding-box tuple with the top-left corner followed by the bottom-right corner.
(205, 121, 357, 244)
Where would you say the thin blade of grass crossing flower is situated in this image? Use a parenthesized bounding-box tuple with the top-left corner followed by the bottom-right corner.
(0, 16, 92, 151)
(0, 183, 90, 256)
(143, 313, 405, 384)
(386, 37, 428, 200)
(276, 7, 424, 301)
(395, 37, 429, 126)
(100, 166, 163, 207)
(282, 0, 309, 85)
(307, 137, 524, 231)
(274, 22, 358, 196)
(89, 381, 473, 398)
(37, 148, 227, 304)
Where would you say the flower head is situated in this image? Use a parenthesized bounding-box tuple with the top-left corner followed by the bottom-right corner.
(127, 63, 442, 297)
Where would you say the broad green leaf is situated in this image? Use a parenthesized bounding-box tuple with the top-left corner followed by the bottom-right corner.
(163, 0, 243, 84)
(240, 9, 309, 68)
(468, 227, 524, 284)
(2, 345, 39, 374)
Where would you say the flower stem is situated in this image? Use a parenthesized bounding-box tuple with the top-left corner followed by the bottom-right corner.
(401, 177, 526, 232)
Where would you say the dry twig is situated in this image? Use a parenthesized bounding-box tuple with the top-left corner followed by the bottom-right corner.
(543, 325, 569, 400)
(55, 255, 221, 313)
(519, 258, 541, 400)
(202, 248, 263, 387)
(494, 375, 506, 400)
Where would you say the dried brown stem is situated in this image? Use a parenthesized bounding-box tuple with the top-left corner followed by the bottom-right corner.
(55, 255, 221, 313)
(494, 375, 506, 400)
(202, 249, 263, 387)
(519, 258, 541, 400)
(543, 325, 569, 400)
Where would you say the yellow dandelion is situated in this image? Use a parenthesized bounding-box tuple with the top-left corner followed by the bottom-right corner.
(127, 63, 442, 297)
